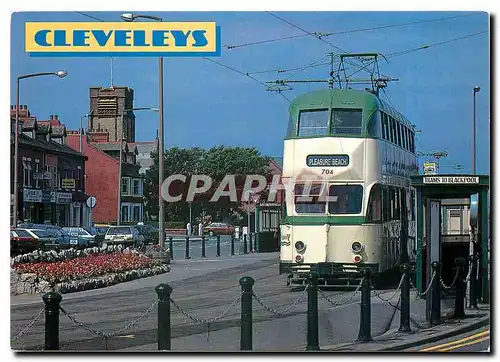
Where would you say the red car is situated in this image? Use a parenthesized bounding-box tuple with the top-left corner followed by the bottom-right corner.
(203, 222, 235, 236)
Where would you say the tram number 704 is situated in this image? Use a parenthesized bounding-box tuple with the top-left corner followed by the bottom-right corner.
(321, 168, 335, 175)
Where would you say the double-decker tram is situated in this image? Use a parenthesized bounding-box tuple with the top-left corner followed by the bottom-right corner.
(279, 86, 419, 287)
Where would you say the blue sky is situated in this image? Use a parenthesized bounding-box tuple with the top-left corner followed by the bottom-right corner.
(10, 11, 490, 174)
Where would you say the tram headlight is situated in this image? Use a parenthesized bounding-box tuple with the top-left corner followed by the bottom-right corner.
(295, 254, 303, 263)
(353, 254, 363, 263)
(351, 241, 363, 253)
(295, 240, 306, 253)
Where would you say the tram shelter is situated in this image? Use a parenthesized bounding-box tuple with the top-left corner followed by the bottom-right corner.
(411, 174, 490, 303)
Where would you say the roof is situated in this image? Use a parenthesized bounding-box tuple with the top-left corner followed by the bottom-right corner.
(19, 133, 86, 159)
(21, 119, 36, 130)
(93, 142, 138, 154)
(36, 123, 51, 134)
(38, 119, 61, 126)
(271, 157, 283, 168)
(51, 125, 67, 137)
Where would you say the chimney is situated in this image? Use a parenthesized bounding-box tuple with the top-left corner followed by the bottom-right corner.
(54, 115, 58, 120)
(50, 115, 54, 120)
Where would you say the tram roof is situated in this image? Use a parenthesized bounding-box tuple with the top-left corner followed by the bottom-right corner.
(289, 88, 413, 128)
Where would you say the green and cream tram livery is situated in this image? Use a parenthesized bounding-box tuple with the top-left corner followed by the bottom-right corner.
(279, 88, 419, 286)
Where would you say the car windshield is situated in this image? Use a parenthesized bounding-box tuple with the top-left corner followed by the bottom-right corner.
(107, 227, 131, 235)
(83, 227, 97, 235)
(14, 229, 32, 238)
(30, 229, 51, 238)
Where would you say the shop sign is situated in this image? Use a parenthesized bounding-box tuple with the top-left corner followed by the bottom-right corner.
(23, 188, 42, 203)
(62, 178, 76, 189)
(57, 192, 73, 204)
(41, 191, 52, 203)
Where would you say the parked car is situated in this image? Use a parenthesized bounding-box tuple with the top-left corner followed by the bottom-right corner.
(11, 228, 59, 254)
(203, 222, 235, 236)
(62, 227, 100, 248)
(11, 228, 42, 254)
(104, 226, 143, 247)
(135, 224, 159, 244)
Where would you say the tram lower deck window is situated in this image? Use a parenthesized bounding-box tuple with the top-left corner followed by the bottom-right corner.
(294, 183, 326, 214)
(328, 185, 363, 214)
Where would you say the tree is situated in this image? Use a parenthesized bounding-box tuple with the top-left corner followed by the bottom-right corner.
(143, 146, 271, 225)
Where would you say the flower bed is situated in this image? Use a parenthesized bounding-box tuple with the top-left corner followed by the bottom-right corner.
(10, 245, 171, 295)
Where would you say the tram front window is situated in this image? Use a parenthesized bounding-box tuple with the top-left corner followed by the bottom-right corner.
(331, 109, 362, 135)
(297, 109, 329, 137)
(328, 185, 363, 214)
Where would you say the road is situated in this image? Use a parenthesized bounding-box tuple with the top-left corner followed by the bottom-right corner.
(407, 327, 490, 352)
(11, 252, 375, 351)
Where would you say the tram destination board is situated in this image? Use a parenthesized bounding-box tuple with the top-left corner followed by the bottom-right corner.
(423, 176, 479, 184)
(306, 154, 349, 167)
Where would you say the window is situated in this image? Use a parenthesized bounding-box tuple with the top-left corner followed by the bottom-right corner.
(121, 177, 131, 195)
(294, 183, 326, 214)
(396, 122, 402, 147)
(381, 112, 389, 140)
(297, 109, 329, 137)
(366, 184, 382, 222)
(34, 159, 40, 188)
(410, 132, 415, 153)
(331, 109, 363, 135)
(121, 205, 129, 222)
(403, 127, 409, 150)
(132, 179, 142, 196)
(367, 112, 379, 137)
(328, 185, 363, 214)
(22, 157, 32, 188)
(133, 205, 141, 221)
(389, 117, 396, 143)
(382, 186, 390, 221)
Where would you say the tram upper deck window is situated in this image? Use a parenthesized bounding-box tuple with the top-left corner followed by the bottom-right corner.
(294, 183, 326, 214)
(327, 185, 363, 214)
(331, 109, 362, 135)
(297, 109, 329, 137)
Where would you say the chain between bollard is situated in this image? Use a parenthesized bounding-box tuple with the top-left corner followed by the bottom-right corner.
(11, 308, 44, 343)
(440, 268, 460, 291)
(410, 271, 436, 300)
(59, 299, 159, 345)
(371, 273, 405, 304)
(318, 278, 363, 307)
(252, 284, 310, 316)
(169, 294, 241, 341)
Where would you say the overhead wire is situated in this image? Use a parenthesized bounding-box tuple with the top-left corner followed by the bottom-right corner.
(226, 12, 481, 51)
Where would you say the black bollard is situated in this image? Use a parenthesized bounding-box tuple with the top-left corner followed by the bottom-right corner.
(454, 257, 466, 318)
(357, 268, 373, 342)
(156, 283, 173, 351)
(429, 261, 442, 325)
(169, 236, 174, 261)
(306, 272, 320, 351)
(231, 234, 235, 256)
(216, 235, 221, 257)
(185, 236, 191, 259)
(399, 263, 411, 333)
(239, 276, 255, 351)
(469, 255, 478, 309)
(244, 234, 248, 254)
(201, 235, 206, 258)
(43, 292, 62, 350)
(249, 233, 253, 253)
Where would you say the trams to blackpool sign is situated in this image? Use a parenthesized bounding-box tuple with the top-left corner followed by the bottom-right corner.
(423, 176, 479, 184)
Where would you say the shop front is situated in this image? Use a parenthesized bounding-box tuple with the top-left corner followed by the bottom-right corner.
(56, 192, 72, 226)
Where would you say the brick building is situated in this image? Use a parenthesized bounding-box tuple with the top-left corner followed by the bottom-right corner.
(65, 86, 147, 224)
(10, 106, 89, 226)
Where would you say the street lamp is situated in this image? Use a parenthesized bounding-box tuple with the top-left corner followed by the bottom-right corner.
(473, 86, 480, 174)
(79, 110, 93, 153)
(117, 137, 126, 226)
(13, 70, 67, 226)
(121, 12, 166, 248)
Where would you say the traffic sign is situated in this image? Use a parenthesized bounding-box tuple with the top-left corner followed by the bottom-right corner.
(86, 196, 97, 209)
(423, 162, 437, 175)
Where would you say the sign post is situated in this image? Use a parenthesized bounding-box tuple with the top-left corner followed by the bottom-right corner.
(86, 196, 97, 227)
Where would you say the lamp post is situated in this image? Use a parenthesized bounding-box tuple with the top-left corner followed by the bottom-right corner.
(13, 70, 67, 227)
(79, 110, 93, 153)
(117, 137, 126, 225)
(121, 13, 165, 248)
(473, 86, 480, 174)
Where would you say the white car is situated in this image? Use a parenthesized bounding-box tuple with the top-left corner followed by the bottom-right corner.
(104, 226, 144, 246)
